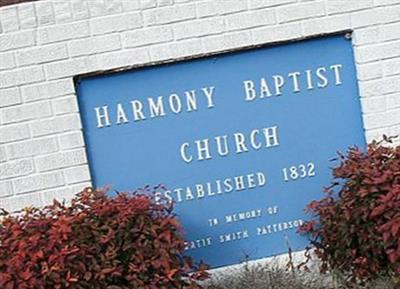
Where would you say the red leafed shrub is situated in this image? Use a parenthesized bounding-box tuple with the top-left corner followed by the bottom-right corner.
(0, 187, 208, 289)
(299, 137, 400, 281)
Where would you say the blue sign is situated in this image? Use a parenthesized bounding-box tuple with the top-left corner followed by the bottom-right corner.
(76, 34, 365, 268)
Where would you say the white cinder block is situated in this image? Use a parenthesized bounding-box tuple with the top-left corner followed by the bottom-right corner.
(0, 66, 45, 89)
(356, 41, 400, 63)
(143, 3, 195, 26)
(0, 6, 19, 32)
(140, 0, 157, 9)
(380, 22, 400, 42)
(357, 62, 383, 81)
(59, 131, 85, 150)
(123, 26, 173, 47)
(69, 34, 122, 57)
(0, 146, 6, 163)
(22, 79, 75, 103)
(6, 137, 58, 160)
(0, 180, 13, 197)
(104, 0, 123, 14)
(202, 31, 252, 52)
(0, 193, 43, 213)
(88, 0, 106, 17)
(0, 123, 30, 144)
(38, 21, 90, 44)
(71, 0, 90, 20)
(381, 75, 400, 95)
(0, 87, 21, 108)
(249, 0, 296, 9)
(0, 159, 35, 180)
(351, 9, 384, 28)
(0, 52, 16, 71)
(13, 171, 65, 195)
(174, 18, 225, 40)
(18, 3, 37, 28)
(150, 38, 203, 61)
(0, 31, 35, 52)
(1, 101, 52, 124)
(35, 149, 87, 172)
(277, 2, 325, 23)
(383, 58, 400, 76)
(363, 111, 391, 129)
(122, 0, 140, 11)
(16, 43, 68, 66)
(95, 48, 150, 70)
(327, 0, 374, 14)
(91, 12, 142, 35)
(53, 1, 73, 23)
(387, 93, 400, 108)
(46, 57, 98, 80)
(52, 95, 79, 115)
(64, 165, 91, 184)
(359, 78, 384, 97)
(361, 96, 387, 113)
(41, 186, 76, 205)
(224, 9, 276, 31)
(352, 27, 380, 46)
(302, 15, 351, 36)
(157, 0, 174, 7)
(30, 114, 82, 137)
(35, 1, 55, 26)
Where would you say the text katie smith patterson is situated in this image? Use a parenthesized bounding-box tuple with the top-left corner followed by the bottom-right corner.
(93, 64, 343, 163)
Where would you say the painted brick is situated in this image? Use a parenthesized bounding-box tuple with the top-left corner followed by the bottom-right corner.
(91, 12, 142, 35)
(150, 38, 203, 61)
(0, 159, 34, 180)
(158, 0, 174, 7)
(13, 171, 65, 195)
(88, 0, 106, 17)
(356, 41, 400, 63)
(0, 193, 43, 212)
(0, 66, 45, 89)
(35, 149, 87, 172)
(361, 96, 387, 113)
(123, 26, 173, 47)
(0, 146, 6, 163)
(252, 22, 302, 44)
(38, 21, 90, 44)
(59, 131, 85, 150)
(359, 78, 384, 97)
(71, 0, 90, 20)
(379, 5, 400, 24)
(353, 27, 380, 46)
(277, 2, 325, 23)
(302, 15, 351, 36)
(387, 93, 400, 108)
(351, 8, 385, 28)
(380, 22, 400, 42)
(6, 137, 58, 160)
(224, 9, 276, 31)
(196, 0, 218, 18)
(53, 1, 73, 23)
(0, 181, 13, 197)
(375, 0, 400, 5)
(174, 18, 225, 40)
(30, 114, 82, 137)
(381, 75, 400, 95)
(64, 165, 91, 184)
(383, 58, 400, 76)
(0, 87, 21, 108)
(69, 34, 121, 57)
(22, 79, 75, 103)
(143, 3, 195, 26)
(363, 111, 391, 129)
(327, 0, 374, 14)
(357, 62, 383, 81)
(202, 31, 252, 53)
(52, 96, 79, 115)
(248, 0, 296, 9)
(104, 0, 123, 14)
(0, 6, 19, 32)
(18, 3, 37, 28)
(46, 57, 98, 80)
(0, 30, 35, 52)
(1, 101, 52, 124)
(16, 43, 68, 66)
(0, 123, 30, 144)
(140, 0, 157, 9)
(122, 1, 140, 11)
(35, 1, 55, 26)
(95, 48, 150, 70)
(41, 186, 75, 205)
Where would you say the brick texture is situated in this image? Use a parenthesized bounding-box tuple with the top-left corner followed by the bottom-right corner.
(0, 0, 399, 213)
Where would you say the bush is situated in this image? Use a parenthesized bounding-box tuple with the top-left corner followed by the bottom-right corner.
(299, 137, 400, 282)
(0, 187, 208, 289)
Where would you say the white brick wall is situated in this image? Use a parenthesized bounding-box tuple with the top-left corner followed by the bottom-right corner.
(0, 0, 399, 212)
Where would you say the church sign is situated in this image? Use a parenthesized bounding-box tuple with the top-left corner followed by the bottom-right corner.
(76, 34, 365, 268)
